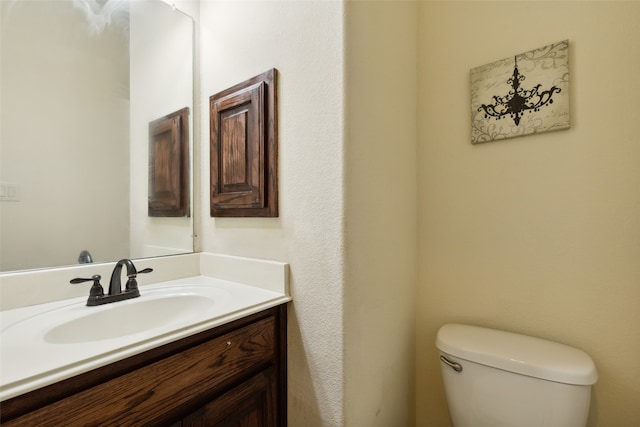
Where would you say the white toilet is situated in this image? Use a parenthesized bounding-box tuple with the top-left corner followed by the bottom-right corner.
(436, 324, 598, 427)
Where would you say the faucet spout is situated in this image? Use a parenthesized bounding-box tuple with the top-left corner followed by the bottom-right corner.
(108, 259, 136, 295)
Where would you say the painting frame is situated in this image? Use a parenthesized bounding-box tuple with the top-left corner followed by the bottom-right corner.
(471, 40, 570, 144)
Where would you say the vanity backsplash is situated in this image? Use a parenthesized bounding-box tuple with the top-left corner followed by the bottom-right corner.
(0, 253, 289, 310)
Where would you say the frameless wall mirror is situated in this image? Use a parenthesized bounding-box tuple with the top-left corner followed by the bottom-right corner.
(0, 0, 194, 272)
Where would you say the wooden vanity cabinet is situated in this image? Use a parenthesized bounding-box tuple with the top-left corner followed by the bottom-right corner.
(0, 305, 287, 427)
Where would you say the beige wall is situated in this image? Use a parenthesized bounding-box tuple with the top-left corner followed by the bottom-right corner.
(344, 1, 417, 425)
(416, 1, 640, 426)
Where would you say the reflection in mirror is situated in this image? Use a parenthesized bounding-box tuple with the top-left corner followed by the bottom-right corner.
(0, 0, 194, 272)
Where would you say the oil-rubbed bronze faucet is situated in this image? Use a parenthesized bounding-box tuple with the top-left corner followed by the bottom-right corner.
(70, 259, 153, 306)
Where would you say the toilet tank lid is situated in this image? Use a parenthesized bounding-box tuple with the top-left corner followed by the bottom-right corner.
(436, 324, 598, 385)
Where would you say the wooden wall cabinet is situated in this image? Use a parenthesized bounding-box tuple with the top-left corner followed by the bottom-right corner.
(148, 107, 190, 217)
(209, 69, 278, 217)
(0, 306, 287, 427)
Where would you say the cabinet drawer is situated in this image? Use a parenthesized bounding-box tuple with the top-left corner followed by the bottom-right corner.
(4, 315, 276, 426)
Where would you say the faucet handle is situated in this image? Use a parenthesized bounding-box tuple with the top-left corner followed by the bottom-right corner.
(125, 267, 153, 291)
(70, 274, 101, 284)
(70, 274, 104, 297)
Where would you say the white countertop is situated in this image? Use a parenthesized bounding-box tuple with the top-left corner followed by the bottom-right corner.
(0, 253, 290, 402)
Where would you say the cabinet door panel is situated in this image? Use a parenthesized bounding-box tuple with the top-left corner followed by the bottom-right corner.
(182, 369, 277, 427)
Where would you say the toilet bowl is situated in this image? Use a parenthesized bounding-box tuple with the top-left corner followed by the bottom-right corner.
(436, 323, 597, 427)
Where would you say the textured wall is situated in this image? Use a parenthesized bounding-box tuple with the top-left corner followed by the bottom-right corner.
(417, 2, 640, 426)
(198, 2, 346, 425)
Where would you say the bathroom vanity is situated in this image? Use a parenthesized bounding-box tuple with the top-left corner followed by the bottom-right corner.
(1, 305, 287, 426)
(0, 253, 290, 426)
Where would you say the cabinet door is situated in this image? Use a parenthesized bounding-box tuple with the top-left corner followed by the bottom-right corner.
(181, 368, 277, 427)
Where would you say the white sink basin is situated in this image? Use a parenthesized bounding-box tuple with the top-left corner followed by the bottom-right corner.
(43, 294, 217, 344)
(3, 284, 228, 345)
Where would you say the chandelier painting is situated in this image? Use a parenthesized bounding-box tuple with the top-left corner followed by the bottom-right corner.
(471, 40, 570, 144)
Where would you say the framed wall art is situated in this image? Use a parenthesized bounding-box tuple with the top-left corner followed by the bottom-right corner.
(471, 40, 569, 144)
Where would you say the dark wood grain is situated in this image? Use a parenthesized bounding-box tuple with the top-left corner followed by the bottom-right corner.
(148, 107, 190, 217)
(181, 368, 277, 426)
(210, 69, 278, 217)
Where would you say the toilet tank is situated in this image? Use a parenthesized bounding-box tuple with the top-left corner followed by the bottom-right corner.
(436, 324, 598, 427)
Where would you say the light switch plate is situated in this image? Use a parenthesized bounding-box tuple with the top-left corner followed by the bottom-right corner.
(0, 182, 19, 201)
